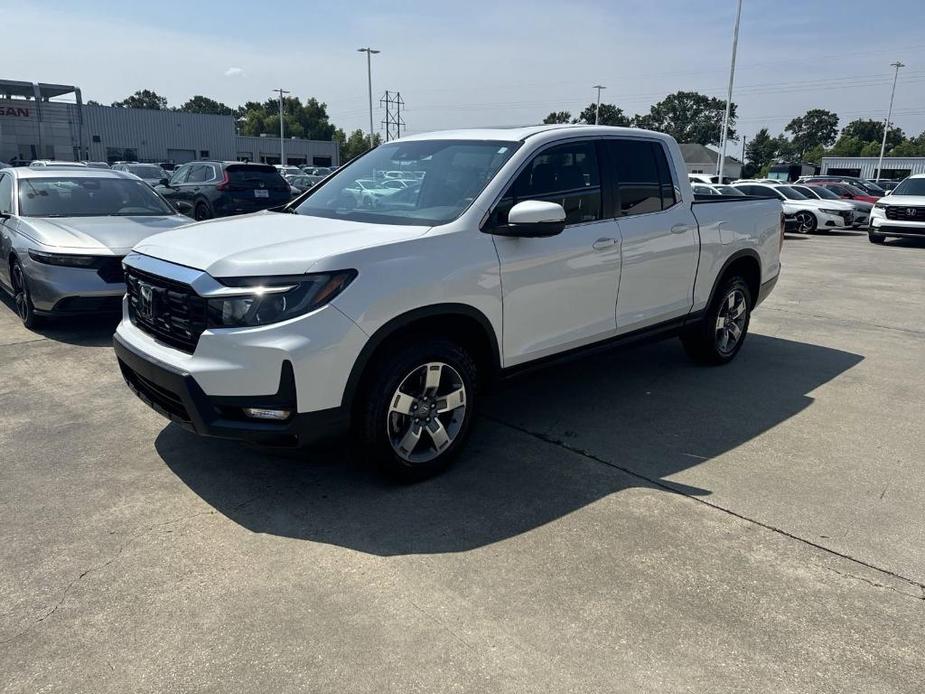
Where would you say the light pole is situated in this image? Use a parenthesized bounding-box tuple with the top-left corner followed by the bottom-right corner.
(875, 60, 905, 181)
(358, 47, 380, 148)
(274, 88, 290, 165)
(592, 85, 606, 125)
(717, 0, 743, 182)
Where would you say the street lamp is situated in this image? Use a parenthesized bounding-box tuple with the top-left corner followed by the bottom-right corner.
(875, 61, 905, 181)
(592, 85, 606, 125)
(358, 47, 380, 148)
(717, 0, 743, 182)
(273, 88, 290, 165)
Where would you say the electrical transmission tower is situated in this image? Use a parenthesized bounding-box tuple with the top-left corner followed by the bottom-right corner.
(380, 91, 406, 141)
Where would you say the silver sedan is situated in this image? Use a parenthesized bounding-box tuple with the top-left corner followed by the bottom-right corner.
(0, 166, 191, 327)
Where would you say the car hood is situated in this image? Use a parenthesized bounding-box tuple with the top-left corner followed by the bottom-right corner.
(880, 195, 925, 207)
(132, 210, 431, 277)
(24, 215, 191, 254)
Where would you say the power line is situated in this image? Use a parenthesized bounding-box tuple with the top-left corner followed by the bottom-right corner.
(380, 91, 406, 141)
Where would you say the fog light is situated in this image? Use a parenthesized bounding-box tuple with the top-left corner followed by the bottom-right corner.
(243, 407, 291, 421)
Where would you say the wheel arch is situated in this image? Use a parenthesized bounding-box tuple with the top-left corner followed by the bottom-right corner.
(341, 303, 501, 411)
(706, 249, 762, 309)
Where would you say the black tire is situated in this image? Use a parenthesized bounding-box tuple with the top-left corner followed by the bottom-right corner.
(10, 258, 42, 329)
(681, 275, 752, 366)
(358, 337, 479, 482)
(868, 232, 886, 244)
(193, 201, 213, 221)
(795, 211, 817, 234)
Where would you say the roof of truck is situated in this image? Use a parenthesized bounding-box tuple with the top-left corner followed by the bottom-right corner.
(398, 124, 672, 144)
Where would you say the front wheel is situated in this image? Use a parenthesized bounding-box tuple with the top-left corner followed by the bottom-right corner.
(11, 259, 42, 329)
(868, 232, 886, 244)
(795, 211, 817, 234)
(681, 276, 752, 365)
(193, 201, 213, 221)
(359, 338, 478, 481)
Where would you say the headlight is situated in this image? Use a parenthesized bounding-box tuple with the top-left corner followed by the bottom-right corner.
(28, 250, 100, 267)
(819, 208, 844, 215)
(206, 270, 357, 328)
(874, 202, 887, 209)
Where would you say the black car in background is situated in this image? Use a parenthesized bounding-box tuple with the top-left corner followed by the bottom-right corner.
(156, 162, 290, 221)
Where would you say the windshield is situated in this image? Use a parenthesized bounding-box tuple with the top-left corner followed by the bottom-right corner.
(126, 165, 165, 179)
(805, 185, 838, 200)
(891, 178, 925, 196)
(294, 139, 519, 226)
(776, 186, 809, 200)
(18, 176, 175, 217)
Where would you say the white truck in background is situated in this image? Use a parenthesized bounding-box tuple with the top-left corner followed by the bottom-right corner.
(113, 125, 783, 479)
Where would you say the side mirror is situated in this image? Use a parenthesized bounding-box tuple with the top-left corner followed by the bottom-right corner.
(492, 200, 566, 238)
(159, 178, 169, 187)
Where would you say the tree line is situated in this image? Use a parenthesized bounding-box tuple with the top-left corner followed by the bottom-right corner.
(91, 89, 379, 162)
(545, 91, 925, 177)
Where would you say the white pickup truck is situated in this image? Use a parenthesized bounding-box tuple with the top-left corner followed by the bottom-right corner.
(113, 125, 783, 479)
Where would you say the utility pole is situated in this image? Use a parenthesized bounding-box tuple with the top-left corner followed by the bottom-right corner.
(273, 88, 290, 165)
(592, 85, 606, 125)
(741, 135, 747, 170)
(875, 60, 905, 181)
(717, 0, 743, 182)
(380, 91, 406, 142)
(358, 47, 380, 148)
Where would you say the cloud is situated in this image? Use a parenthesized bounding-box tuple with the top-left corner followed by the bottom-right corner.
(224, 67, 245, 78)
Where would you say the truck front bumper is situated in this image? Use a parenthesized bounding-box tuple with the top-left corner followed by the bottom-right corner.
(114, 333, 349, 447)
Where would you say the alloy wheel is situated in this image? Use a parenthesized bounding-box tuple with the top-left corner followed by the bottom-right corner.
(714, 289, 747, 356)
(12, 264, 29, 321)
(796, 211, 815, 233)
(387, 361, 467, 464)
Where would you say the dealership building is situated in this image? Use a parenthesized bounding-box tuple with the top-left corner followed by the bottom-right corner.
(0, 79, 338, 167)
(819, 155, 925, 180)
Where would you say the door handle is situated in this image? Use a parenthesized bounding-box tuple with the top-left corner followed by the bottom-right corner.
(670, 224, 691, 234)
(592, 237, 616, 250)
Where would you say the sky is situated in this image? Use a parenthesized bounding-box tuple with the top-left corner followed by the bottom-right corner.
(4, 0, 925, 149)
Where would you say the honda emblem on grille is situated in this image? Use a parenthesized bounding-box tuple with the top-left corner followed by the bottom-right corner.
(138, 282, 154, 320)
(907, 208, 917, 217)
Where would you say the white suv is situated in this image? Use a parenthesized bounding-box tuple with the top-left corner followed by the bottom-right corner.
(113, 126, 782, 479)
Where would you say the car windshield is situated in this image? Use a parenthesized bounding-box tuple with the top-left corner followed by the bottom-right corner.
(806, 186, 839, 200)
(18, 176, 175, 217)
(126, 165, 165, 178)
(891, 178, 925, 196)
(856, 180, 884, 194)
(776, 186, 809, 200)
(294, 139, 519, 225)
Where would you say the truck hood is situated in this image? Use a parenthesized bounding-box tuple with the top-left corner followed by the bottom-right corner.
(881, 195, 925, 207)
(24, 214, 191, 255)
(132, 210, 431, 277)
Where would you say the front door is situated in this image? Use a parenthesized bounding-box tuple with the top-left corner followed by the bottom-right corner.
(488, 140, 621, 366)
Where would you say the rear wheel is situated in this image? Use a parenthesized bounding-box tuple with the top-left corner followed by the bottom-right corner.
(11, 259, 42, 329)
(359, 338, 478, 481)
(681, 276, 751, 365)
(795, 211, 817, 234)
(194, 201, 213, 221)
(868, 232, 886, 244)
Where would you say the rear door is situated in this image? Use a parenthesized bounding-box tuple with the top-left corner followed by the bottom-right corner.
(607, 138, 699, 331)
(489, 139, 622, 364)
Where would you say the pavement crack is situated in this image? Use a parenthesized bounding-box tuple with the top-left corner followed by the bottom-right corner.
(485, 414, 925, 602)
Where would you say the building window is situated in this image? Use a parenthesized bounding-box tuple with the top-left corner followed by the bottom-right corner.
(199, 150, 210, 158)
(92, 135, 101, 143)
(313, 156, 333, 166)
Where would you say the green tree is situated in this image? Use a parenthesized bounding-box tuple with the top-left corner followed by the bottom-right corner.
(745, 128, 777, 170)
(111, 89, 168, 110)
(238, 96, 337, 141)
(633, 91, 735, 145)
(890, 132, 925, 157)
(840, 119, 905, 150)
(802, 144, 827, 165)
(830, 136, 864, 157)
(542, 111, 572, 124)
(573, 103, 630, 126)
(179, 95, 234, 116)
(334, 128, 381, 162)
(785, 109, 838, 157)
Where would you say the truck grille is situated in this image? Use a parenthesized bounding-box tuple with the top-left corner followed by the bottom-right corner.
(125, 267, 207, 354)
(885, 206, 925, 221)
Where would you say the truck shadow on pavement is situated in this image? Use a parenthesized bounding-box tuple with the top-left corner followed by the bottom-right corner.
(155, 334, 863, 556)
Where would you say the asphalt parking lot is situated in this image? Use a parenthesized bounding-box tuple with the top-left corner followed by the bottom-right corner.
(1, 231, 924, 693)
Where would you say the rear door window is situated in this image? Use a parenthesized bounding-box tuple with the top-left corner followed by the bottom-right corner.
(606, 139, 677, 216)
